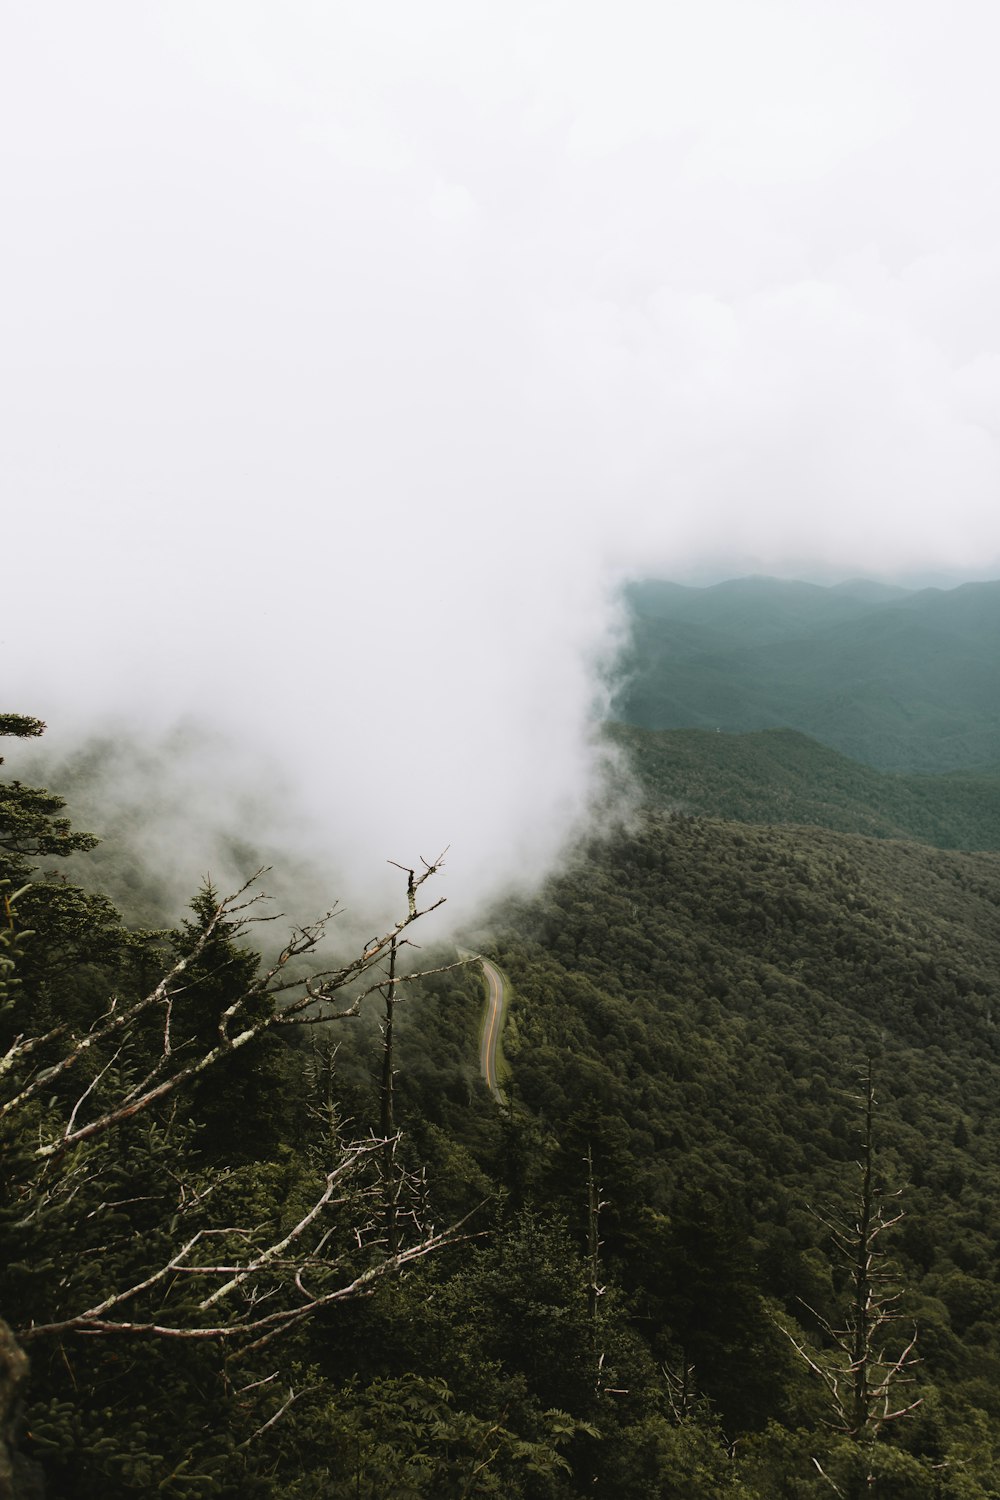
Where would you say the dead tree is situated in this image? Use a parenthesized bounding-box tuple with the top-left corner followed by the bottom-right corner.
(779, 1058, 920, 1494)
(381, 931, 400, 1252)
(1, 856, 472, 1357)
(585, 1144, 606, 1360)
(1, 858, 453, 1162)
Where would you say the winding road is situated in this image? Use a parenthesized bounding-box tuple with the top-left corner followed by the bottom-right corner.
(478, 958, 508, 1104)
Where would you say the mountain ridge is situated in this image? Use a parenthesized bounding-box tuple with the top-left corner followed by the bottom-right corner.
(615, 575, 1000, 772)
(608, 722, 1000, 850)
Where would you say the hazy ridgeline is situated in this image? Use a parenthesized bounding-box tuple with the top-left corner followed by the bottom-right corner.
(616, 575, 1000, 772)
(12, 576, 1000, 938)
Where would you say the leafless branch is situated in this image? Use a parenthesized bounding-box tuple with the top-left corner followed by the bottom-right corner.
(6, 853, 481, 1369)
(20, 1210, 478, 1346)
(237, 1383, 321, 1449)
(1, 857, 470, 1167)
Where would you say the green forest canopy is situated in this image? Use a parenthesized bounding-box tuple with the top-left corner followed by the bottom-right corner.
(6, 706, 1000, 1496)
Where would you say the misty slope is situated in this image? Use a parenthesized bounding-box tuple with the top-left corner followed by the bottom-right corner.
(608, 722, 1000, 849)
(615, 576, 1000, 772)
(11, 717, 1000, 1494)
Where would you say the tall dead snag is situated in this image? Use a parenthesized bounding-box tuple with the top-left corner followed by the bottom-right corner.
(585, 1145, 606, 1355)
(380, 934, 400, 1253)
(780, 1058, 920, 1492)
(378, 855, 447, 1256)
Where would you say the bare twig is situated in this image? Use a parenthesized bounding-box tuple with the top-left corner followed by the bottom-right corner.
(7, 854, 485, 1373)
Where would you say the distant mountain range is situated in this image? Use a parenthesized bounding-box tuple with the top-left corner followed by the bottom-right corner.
(613, 575, 1000, 773)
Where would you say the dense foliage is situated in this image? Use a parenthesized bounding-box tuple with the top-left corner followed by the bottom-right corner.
(6, 710, 1000, 1496)
(608, 723, 1000, 850)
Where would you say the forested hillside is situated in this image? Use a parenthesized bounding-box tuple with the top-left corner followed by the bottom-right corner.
(615, 576, 1000, 772)
(6, 712, 1000, 1497)
(608, 722, 1000, 850)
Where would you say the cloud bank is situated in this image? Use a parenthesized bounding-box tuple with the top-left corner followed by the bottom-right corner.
(4, 2, 1000, 928)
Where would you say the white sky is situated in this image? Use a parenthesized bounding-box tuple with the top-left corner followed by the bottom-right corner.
(4, 2, 1000, 925)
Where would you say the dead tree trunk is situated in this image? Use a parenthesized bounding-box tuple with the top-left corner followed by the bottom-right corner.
(0, 1321, 43, 1500)
(849, 1059, 877, 1441)
(780, 1057, 921, 1495)
(380, 935, 399, 1254)
(584, 1144, 607, 1394)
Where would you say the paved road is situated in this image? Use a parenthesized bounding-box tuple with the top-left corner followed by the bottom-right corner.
(478, 958, 508, 1104)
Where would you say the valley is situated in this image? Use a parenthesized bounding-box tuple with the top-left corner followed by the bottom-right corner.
(5, 576, 1000, 1497)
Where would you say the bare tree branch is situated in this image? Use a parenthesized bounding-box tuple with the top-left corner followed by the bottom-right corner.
(3, 855, 467, 1166)
(7, 853, 483, 1369)
(20, 1212, 478, 1346)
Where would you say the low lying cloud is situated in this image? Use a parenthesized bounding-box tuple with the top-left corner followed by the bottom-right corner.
(4, 3, 1000, 933)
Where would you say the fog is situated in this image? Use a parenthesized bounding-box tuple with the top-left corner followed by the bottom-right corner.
(4, 3, 1000, 933)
